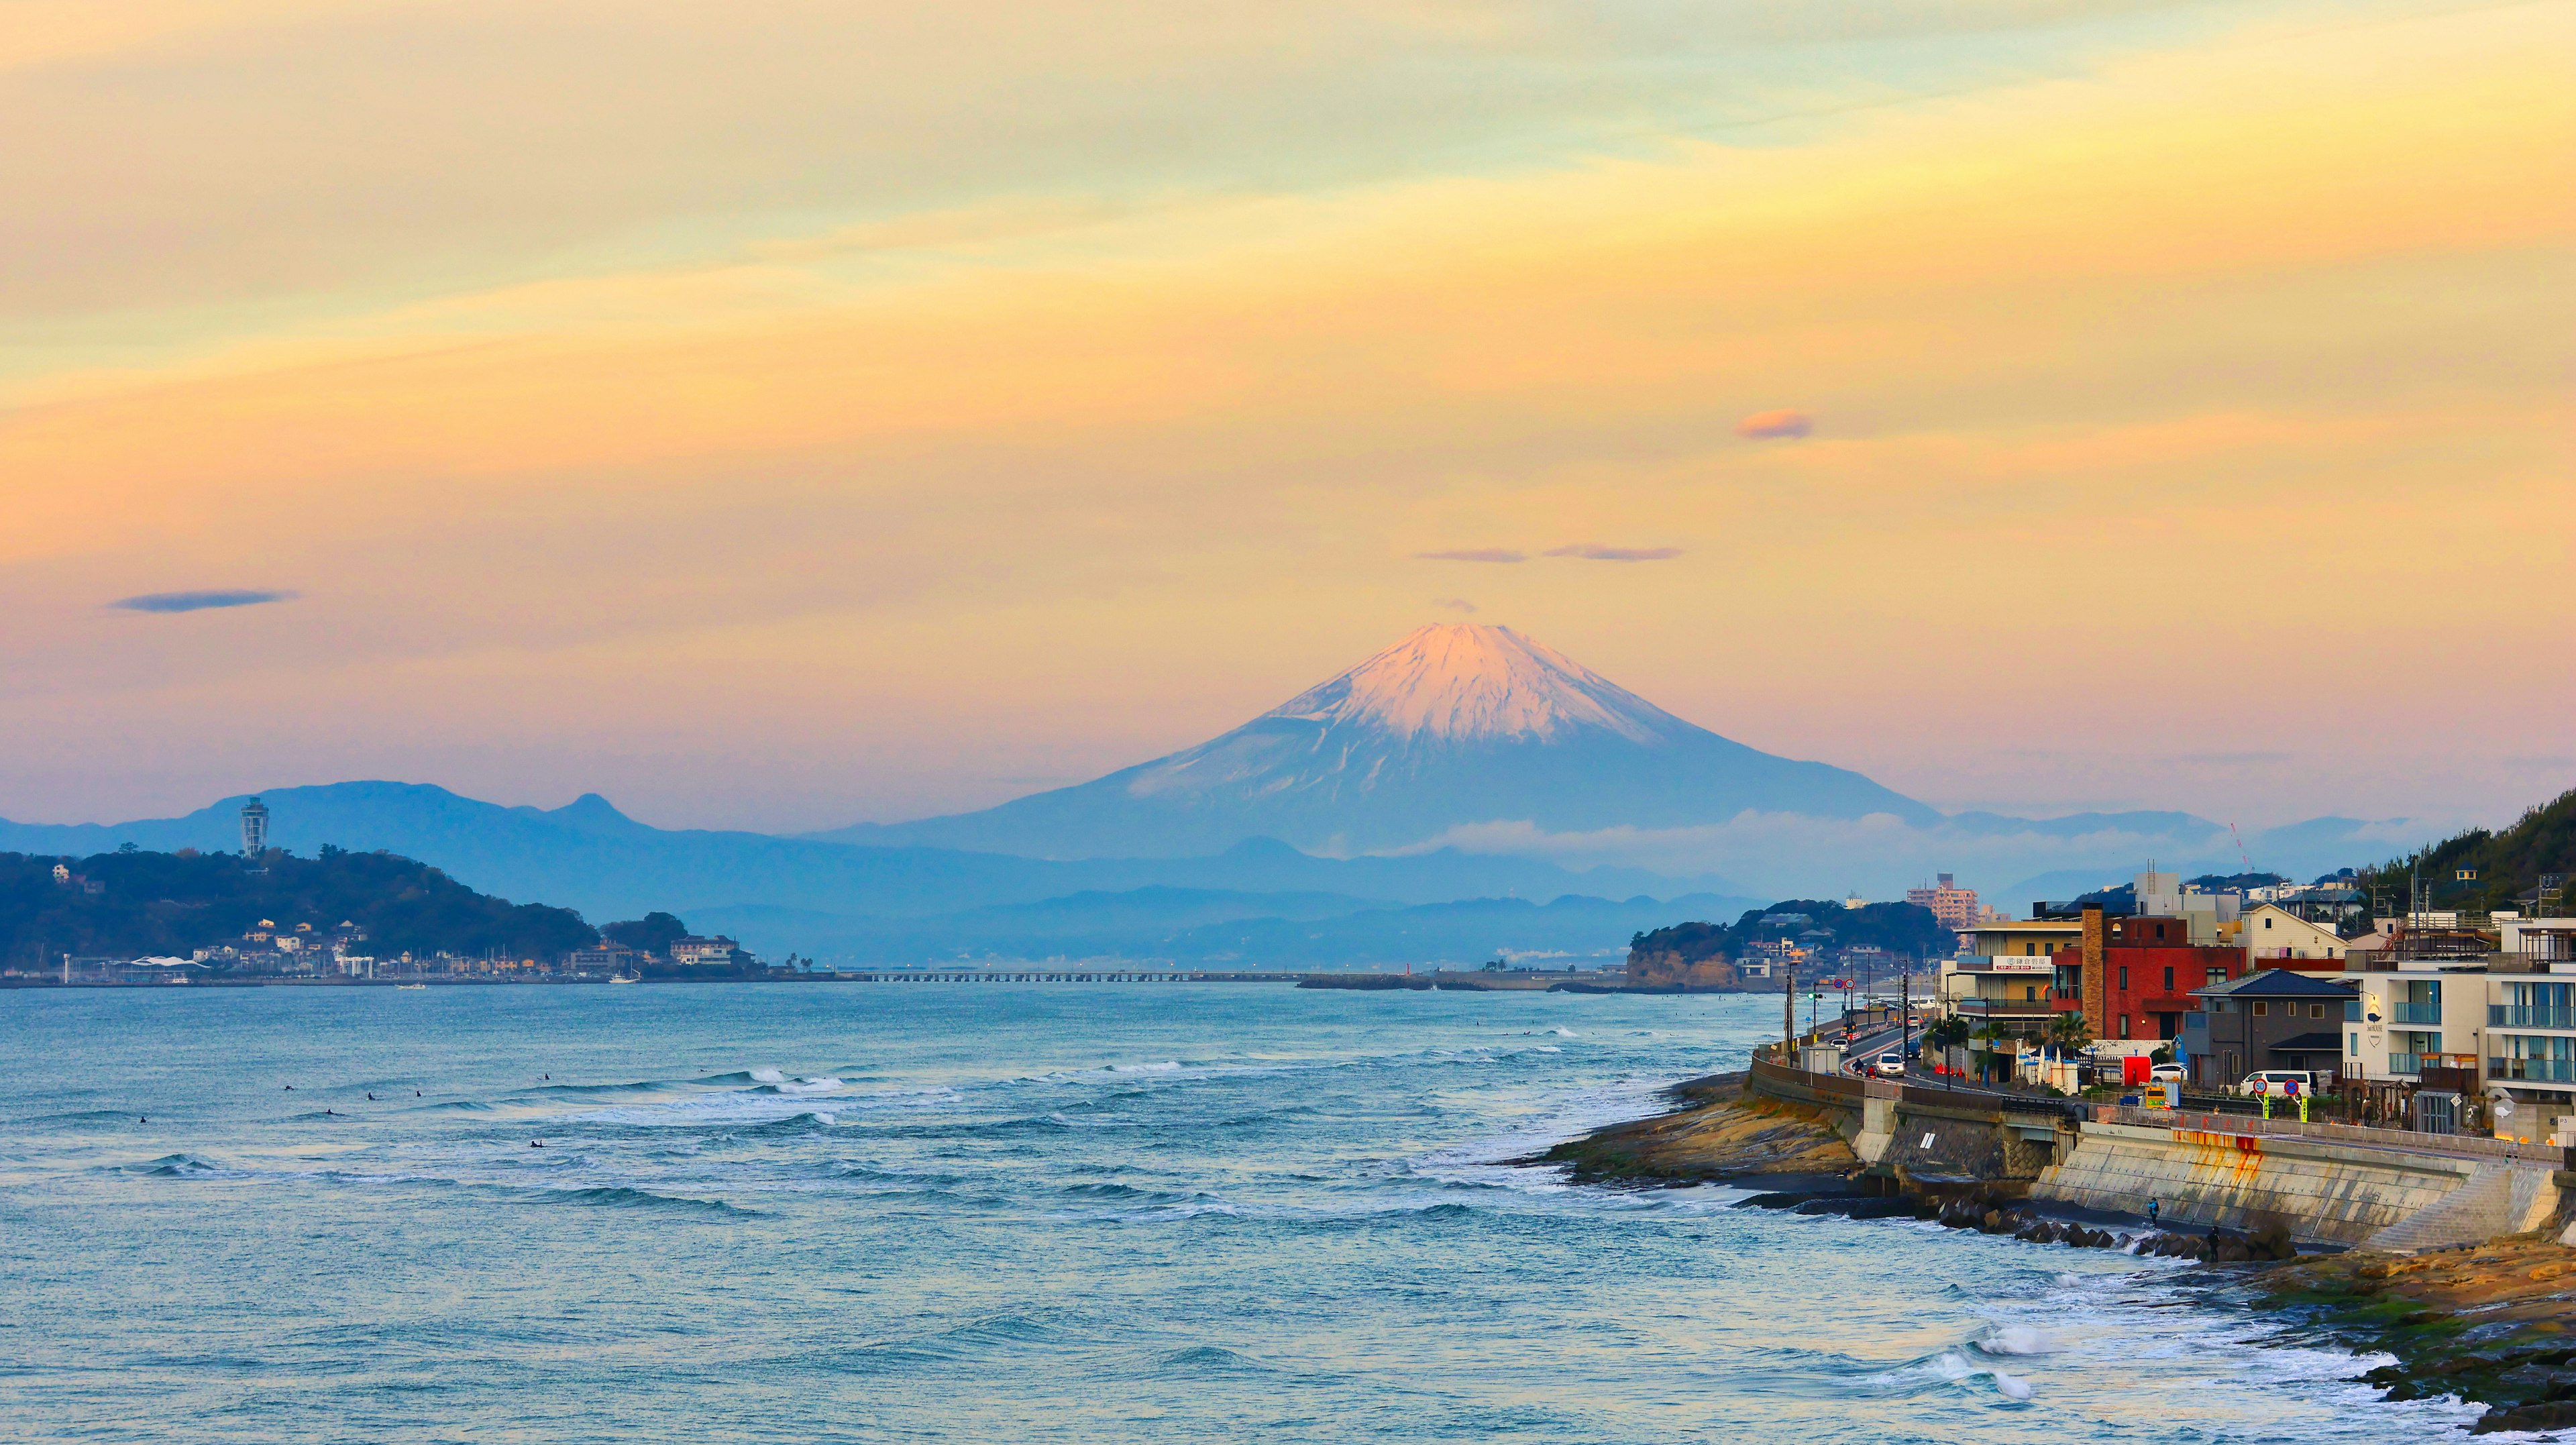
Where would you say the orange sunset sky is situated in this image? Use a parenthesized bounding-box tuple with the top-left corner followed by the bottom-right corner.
(3, 0, 2569, 834)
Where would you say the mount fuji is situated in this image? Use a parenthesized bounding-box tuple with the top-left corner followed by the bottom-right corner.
(818, 623, 1939, 859)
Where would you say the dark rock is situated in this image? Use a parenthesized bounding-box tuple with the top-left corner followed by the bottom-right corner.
(2475, 1400, 2576, 1434)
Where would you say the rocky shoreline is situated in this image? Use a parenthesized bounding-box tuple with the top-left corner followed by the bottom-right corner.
(2255, 1235, 2576, 1434)
(1546, 1069, 2576, 1432)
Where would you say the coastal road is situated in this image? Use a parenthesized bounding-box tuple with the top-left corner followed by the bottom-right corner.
(1835, 1016, 1917, 1077)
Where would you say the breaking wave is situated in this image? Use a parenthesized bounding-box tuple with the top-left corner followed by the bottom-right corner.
(521, 1185, 761, 1217)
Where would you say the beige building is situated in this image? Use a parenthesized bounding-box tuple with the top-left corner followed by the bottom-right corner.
(2241, 904, 2349, 962)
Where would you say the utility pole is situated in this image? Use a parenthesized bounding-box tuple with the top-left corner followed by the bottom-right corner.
(1900, 968, 1912, 1071)
(1782, 958, 1794, 1059)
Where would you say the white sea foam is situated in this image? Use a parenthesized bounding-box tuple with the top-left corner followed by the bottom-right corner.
(1912, 1348, 2033, 1399)
(748, 1067, 786, 1084)
(1108, 1061, 1184, 1074)
(774, 1076, 845, 1095)
(1980, 1324, 2053, 1356)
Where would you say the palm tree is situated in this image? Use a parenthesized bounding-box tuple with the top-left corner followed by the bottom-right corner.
(2047, 1010, 2094, 1055)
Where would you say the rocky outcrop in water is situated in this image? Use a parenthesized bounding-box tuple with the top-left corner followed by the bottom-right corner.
(2260, 1236, 2576, 1434)
(1534, 1073, 1857, 1183)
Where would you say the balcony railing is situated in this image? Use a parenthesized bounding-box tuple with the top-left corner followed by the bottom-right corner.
(2490, 1055, 2576, 1084)
(2392, 1002, 2443, 1026)
(1955, 998, 2061, 1017)
(2491, 1005, 2576, 1030)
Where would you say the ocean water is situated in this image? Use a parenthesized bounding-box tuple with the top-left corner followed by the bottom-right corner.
(0, 984, 2490, 1443)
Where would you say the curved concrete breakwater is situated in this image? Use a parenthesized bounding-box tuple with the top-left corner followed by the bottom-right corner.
(1545, 1059, 2576, 1432)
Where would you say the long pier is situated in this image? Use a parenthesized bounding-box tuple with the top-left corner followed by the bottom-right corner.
(825, 969, 1295, 984)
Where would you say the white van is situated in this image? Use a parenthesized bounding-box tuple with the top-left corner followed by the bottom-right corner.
(2236, 1069, 2320, 1097)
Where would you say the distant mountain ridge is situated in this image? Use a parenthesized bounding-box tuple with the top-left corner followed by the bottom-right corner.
(0, 781, 1730, 934)
(814, 624, 1938, 859)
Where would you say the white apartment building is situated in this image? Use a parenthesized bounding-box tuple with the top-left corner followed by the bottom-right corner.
(2339, 918, 2576, 1140)
(2135, 871, 2242, 945)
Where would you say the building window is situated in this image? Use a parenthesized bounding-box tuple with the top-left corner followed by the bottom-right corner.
(2163, 966, 2175, 992)
(2311, 1004, 2326, 1020)
(2119, 1014, 2131, 1038)
(2349, 1032, 2359, 1055)
(2211, 967, 2229, 981)
(2264, 917, 2275, 930)
(2118, 966, 2129, 990)
(2252, 1001, 2268, 1017)
(2024, 984, 2037, 1002)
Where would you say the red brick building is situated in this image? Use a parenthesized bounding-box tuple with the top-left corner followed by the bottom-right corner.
(2051, 907, 2247, 1054)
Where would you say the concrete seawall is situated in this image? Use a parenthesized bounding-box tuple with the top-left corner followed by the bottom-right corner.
(2033, 1120, 2559, 1246)
(1745, 1055, 2569, 1248)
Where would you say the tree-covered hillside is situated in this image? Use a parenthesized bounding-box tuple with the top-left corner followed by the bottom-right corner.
(1, 847, 596, 968)
(2358, 787, 2576, 916)
(1629, 898, 1951, 965)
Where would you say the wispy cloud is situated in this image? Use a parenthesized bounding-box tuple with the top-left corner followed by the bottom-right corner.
(1416, 548, 1525, 563)
(1434, 597, 1479, 613)
(1544, 543, 1682, 561)
(107, 589, 300, 614)
(1736, 409, 1813, 439)
(2176, 750, 2292, 765)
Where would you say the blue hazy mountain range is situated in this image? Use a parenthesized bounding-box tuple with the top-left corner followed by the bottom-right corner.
(0, 782, 1761, 958)
(0, 626, 2434, 963)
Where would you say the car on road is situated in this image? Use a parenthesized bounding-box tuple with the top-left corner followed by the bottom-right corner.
(2235, 1069, 2319, 1096)
(1871, 1052, 1907, 1078)
(2149, 1063, 2186, 1084)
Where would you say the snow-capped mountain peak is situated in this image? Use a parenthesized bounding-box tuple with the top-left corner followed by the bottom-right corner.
(1263, 624, 1674, 744)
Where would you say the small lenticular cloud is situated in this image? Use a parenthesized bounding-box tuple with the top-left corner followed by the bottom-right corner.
(109, 588, 300, 614)
(1416, 548, 1526, 564)
(1543, 544, 1682, 562)
(1736, 409, 1813, 439)
(1434, 598, 1479, 614)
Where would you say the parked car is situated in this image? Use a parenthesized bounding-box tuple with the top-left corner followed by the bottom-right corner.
(2149, 1064, 2186, 1083)
(1871, 1052, 1907, 1078)
(2235, 1069, 2318, 1096)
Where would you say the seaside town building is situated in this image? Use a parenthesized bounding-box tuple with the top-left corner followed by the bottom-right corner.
(667, 935, 744, 967)
(2326, 916, 2576, 1138)
(2133, 871, 2242, 945)
(2180, 969, 2357, 1087)
(1906, 873, 1981, 932)
(2240, 903, 2353, 962)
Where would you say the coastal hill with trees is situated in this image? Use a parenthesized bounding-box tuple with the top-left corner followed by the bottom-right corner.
(2357, 786, 2576, 916)
(1626, 899, 1951, 989)
(1, 846, 602, 970)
